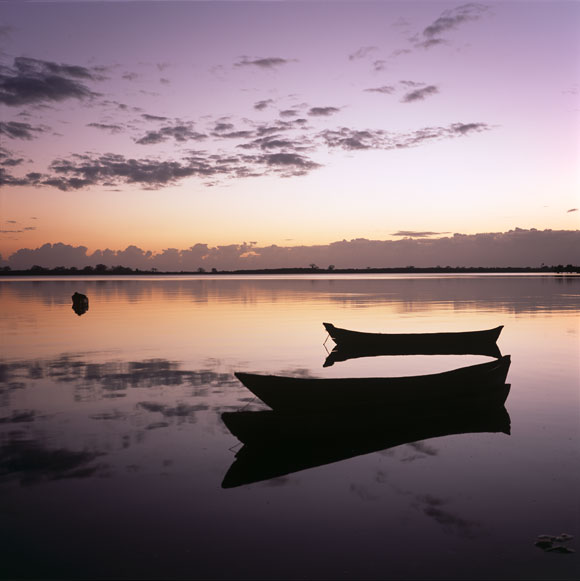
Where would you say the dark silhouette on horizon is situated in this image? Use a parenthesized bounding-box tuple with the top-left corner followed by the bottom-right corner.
(1, 264, 579, 276)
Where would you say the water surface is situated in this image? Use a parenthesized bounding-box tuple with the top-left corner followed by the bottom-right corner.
(1, 274, 578, 579)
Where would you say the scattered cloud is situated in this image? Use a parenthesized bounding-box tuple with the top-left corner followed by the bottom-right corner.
(0, 121, 46, 140)
(0, 114, 493, 190)
(567, 208, 578, 213)
(135, 124, 207, 145)
(414, 38, 448, 50)
(142, 113, 168, 122)
(349, 46, 377, 61)
(402, 85, 439, 103)
(392, 231, 446, 238)
(423, 3, 489, 38)
(87, 122, 124, 134)
(308, 106, 340, 117)
(279, 109, 298, 118)
(0, 147, 25, 167)
(254, 99, 273, 111)
(400, 80, 425, 88)
(365, 86, 396, 95)
(235, 56, 294, 69)
(0, 56, 101, 106)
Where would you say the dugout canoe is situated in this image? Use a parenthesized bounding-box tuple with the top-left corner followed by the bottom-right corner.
(323, 322, 503, 354)
(234, 355, 511, 412)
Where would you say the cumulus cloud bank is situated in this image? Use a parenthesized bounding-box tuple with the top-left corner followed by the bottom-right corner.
(3, 229, 579, 270)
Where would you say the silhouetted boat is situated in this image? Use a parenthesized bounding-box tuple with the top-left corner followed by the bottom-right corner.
(235, 355, 511, 412)
(221, 403, 511, 488)
(323, 322, 503, 353)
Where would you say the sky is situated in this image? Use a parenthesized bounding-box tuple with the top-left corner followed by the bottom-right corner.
(0, 0, 579, 268)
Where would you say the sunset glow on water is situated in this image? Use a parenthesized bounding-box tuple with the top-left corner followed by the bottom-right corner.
(1, 274, 578, 579)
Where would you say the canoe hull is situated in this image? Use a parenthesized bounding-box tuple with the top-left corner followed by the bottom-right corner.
(323, 322, 503, 355)
(235, 356, 510, 412)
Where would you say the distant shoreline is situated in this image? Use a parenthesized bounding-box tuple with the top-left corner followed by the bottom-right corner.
(1, 265, 579, 276)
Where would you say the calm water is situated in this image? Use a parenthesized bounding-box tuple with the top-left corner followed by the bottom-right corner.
(1, 274, 578, 580)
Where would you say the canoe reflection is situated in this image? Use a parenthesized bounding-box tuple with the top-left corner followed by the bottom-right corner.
(323, 342, 502, 367)
(222, 394, 511, 488)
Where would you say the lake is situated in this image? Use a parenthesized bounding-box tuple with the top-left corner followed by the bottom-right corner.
(1, 274, 578, 580)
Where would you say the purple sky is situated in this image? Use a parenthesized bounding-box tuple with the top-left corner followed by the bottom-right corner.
(0, 1, 579, 268)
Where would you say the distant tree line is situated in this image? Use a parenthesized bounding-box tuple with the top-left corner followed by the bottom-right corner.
(1, 264, 579, 276)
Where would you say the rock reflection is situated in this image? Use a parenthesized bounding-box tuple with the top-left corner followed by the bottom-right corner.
(221, 404, 511, 488)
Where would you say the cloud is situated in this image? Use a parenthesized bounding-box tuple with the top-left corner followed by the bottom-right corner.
(142, 113, 168, 121)
(348, 46, 377, 61)
(6, 229, 579, 271)
(87, 122, 124, 134)
(308, 106, 340, 117)
(0, 56, 100, 106)
(365, 86, 396, 95)
(414, 38, 448, 50)
(213, 122, 234, 132)
(0, 121, 46, 140)
(392, 231, 446, 238)
(254, 99, 274, 111)
(373, 60, 387, 72)
(279, 109, 298, 118)
(264, 152, 320, 171)
(0, 114, 493, 190)
(135, 124, 207, 145)
(0, 147, 25, 167)
(319, 122, 490, 151)
(235, 57, 293, 69)
(423, 3, 489, 38)
(400, 80, 425, 88)
(402, 85, 439, 102)
(319, 128, 381, 150)
(567, 208, 578, 213)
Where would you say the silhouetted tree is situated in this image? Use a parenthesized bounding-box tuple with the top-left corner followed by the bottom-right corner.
(197, 267, 205, 273)
(309, 263, 319, 270)
(328, 264, 335, 271)
(95, 264, 108, 274)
